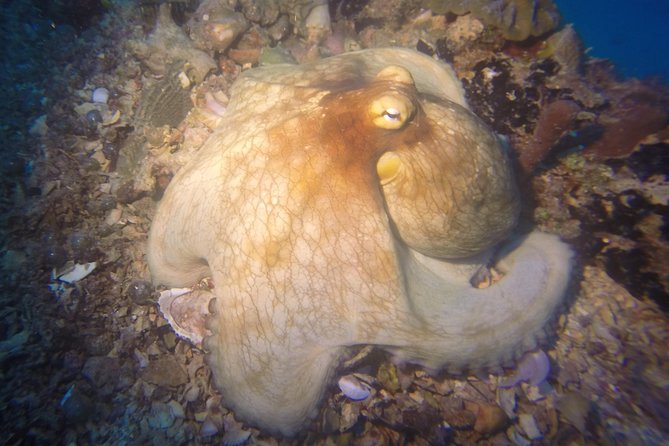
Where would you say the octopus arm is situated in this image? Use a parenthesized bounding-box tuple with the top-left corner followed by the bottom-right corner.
(388, 231, 573, 372)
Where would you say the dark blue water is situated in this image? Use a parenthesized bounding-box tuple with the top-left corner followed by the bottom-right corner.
(557, 0, 669, 82)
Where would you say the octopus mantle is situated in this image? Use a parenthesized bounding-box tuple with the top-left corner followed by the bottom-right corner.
(147, 48, 572, 436)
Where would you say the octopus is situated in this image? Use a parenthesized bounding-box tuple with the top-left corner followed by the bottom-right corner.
(147, 48, 573, 436)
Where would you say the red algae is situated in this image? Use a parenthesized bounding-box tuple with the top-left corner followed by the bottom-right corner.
(519, 99, 581, 173)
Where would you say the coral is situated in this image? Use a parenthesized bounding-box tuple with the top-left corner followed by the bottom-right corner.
(424, 0, 560, 41)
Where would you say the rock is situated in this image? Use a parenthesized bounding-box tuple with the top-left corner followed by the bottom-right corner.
(187, 0, 249, 53)
(127, 280, 155, 305)
(140, 356, 189, 387)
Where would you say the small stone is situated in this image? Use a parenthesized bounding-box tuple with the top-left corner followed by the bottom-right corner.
(105, 208, 123, 226)
(128, 280, 155, 305)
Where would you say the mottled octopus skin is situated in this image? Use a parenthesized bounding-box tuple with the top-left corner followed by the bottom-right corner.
(147, 48, 572, 436)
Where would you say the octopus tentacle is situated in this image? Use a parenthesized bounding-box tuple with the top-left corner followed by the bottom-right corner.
(384, 231, 573, 371)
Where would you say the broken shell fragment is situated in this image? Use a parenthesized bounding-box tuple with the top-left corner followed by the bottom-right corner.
(337, 374, 373, 400)
(52, 261, 97, 284)
(158, 288, 213, 346)
(499, 349, 551, 387)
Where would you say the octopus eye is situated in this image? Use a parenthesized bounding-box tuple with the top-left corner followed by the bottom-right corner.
(370, 95, 415, 130)
(383, 107, 402, 122)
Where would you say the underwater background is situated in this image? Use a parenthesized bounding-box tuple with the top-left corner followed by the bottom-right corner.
(1, 0, 668, 444)
(557, 0, 669, 82)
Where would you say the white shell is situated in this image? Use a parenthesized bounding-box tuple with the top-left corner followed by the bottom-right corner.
(200, 417, 220, 437)
(157, 288, 212, 346)
(92, 87, 109, 104)
(54, 261, 97, 283)
(337, 374, 372, 400)
(499, 349, 551, 387)
(519, 413, 543, 440)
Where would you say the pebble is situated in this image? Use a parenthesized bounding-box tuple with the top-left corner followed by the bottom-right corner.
(85, 109, 103, 126)
(127, 280, 155, 305)
(105, 207, 123, 226)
